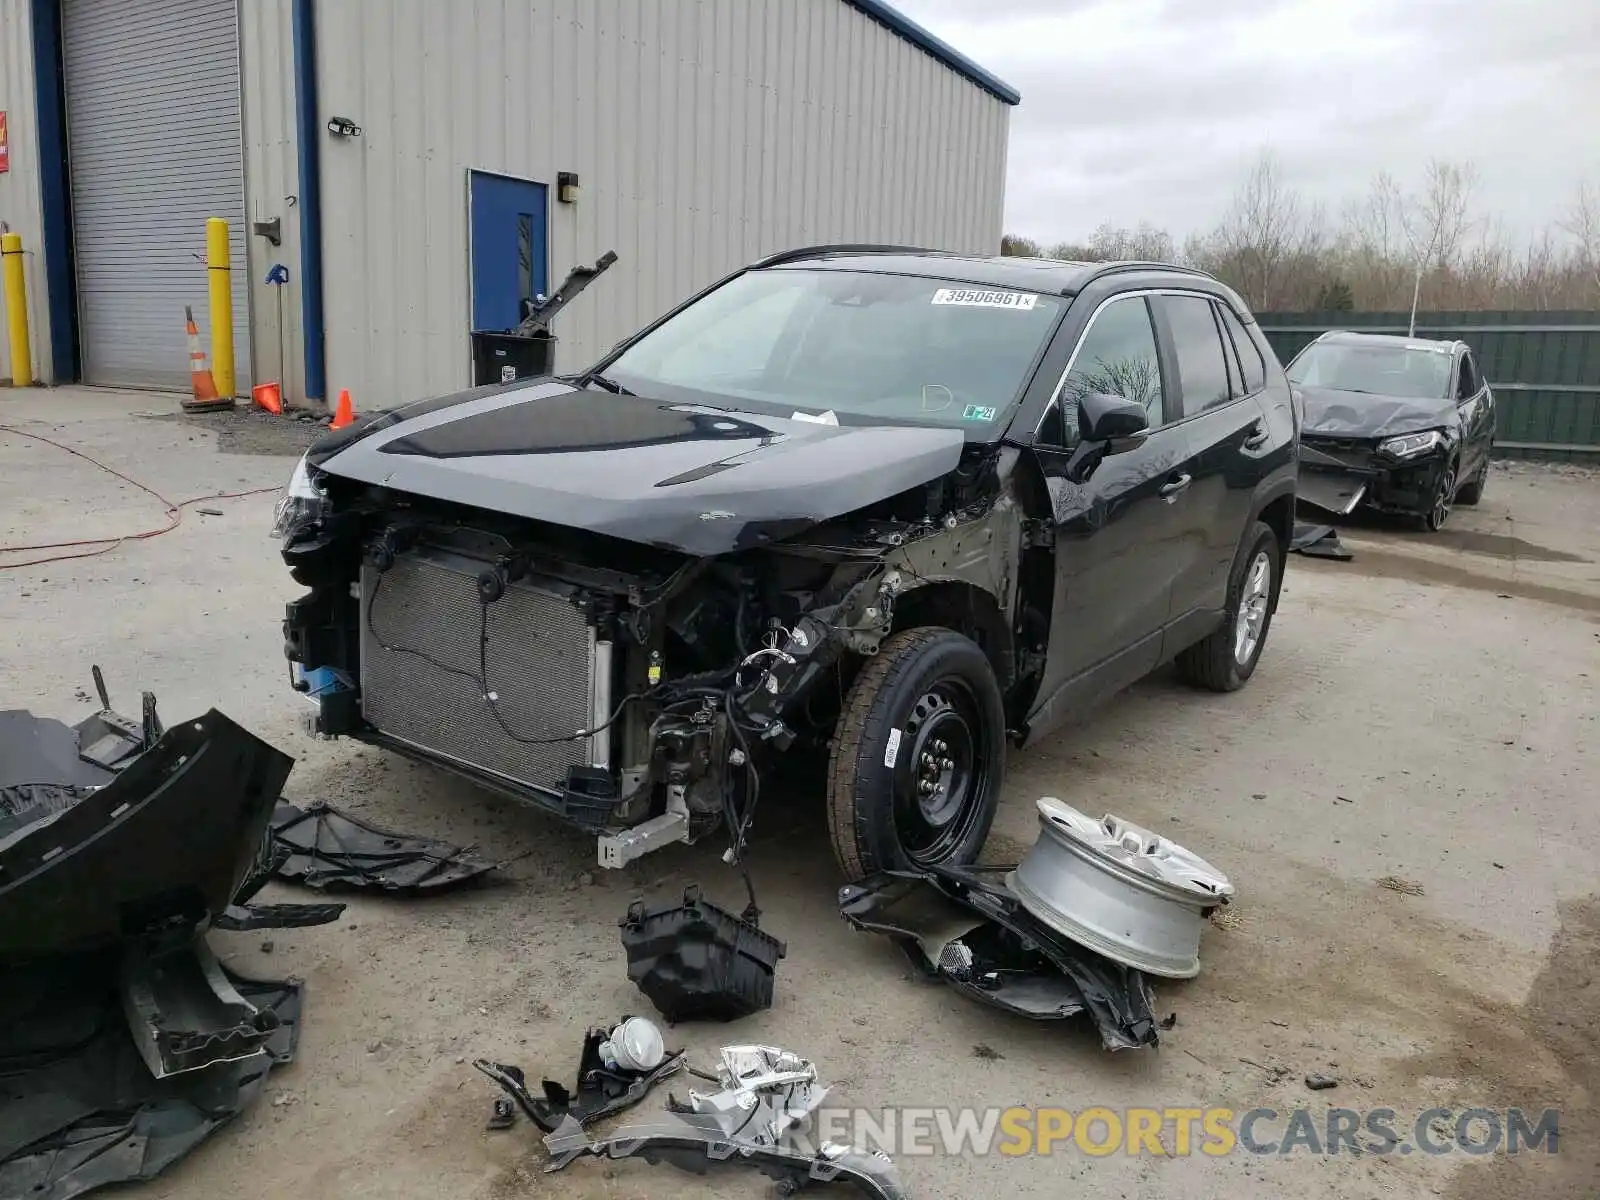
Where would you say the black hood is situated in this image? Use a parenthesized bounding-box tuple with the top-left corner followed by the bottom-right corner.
(1299, 385, 1458, 439)
(311, 380, 967, 556)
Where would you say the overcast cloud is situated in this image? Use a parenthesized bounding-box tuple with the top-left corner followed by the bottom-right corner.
(892, 0, 1600, 245)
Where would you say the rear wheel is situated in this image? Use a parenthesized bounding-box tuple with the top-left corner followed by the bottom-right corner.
(827, 627, 1005, 880)
(1174, 520, 1280, 693)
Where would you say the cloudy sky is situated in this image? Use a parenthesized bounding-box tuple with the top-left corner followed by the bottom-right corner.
(892, 0, 1600, 246)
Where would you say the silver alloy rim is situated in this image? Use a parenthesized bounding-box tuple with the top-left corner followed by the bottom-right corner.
(1233, 551, 1272, 665)
(1432, 466, 1456, 528)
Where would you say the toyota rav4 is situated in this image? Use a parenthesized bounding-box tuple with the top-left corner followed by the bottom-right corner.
(275, 247, 1298, 879)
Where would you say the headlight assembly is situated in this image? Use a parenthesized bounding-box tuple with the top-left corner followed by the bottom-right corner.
(270, 453, 330, 539)
(1379, 430, 1444, 458)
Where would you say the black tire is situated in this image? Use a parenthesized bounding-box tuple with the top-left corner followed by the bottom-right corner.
(1174, 520, 1281, 693)
(1456, 455, 1488, 505)
(827, 627, 1005, 880)
(1422, 458, 1460, 531)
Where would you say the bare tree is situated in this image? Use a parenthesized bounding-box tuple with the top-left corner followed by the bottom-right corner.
(1001, 155, 1598, 312)
(1397, 160, 1479, 333)
(1192, 150, 1324, 309)
(1560, 177, 1600, 298)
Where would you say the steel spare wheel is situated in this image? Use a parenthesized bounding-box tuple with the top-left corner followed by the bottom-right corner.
(1006, 798, 1234, 979)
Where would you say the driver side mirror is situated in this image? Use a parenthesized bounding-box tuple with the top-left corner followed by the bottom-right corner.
(1078, 391, 1150, 449)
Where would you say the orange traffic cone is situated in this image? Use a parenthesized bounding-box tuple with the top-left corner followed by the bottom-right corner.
(181, 306, 233, 413)
(329, 388, 356, 430)
(252, 381, 283, 414)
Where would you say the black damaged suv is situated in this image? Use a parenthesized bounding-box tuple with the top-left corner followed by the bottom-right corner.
(276, 248, 1298, 879)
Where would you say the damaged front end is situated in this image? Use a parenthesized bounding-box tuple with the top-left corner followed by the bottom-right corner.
(278, 437, 1039, 871)
(1299, 431, 1455, 518)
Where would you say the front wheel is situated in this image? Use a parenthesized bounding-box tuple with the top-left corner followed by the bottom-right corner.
(827, 628, 1006, 880)
(1174, 520, 1281, 693)
(1422, 459, 1459, 531)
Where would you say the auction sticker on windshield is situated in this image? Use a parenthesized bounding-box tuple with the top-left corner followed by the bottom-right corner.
(932, 287, 1038, 311)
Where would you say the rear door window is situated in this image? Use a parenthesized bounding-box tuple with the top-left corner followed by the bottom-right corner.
(1159, 295, 1233, 415)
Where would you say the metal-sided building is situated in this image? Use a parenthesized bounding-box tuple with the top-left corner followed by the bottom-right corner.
(0, 0, 1016, 407)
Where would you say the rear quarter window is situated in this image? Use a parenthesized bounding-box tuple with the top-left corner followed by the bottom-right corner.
(1218, 305, 1268, 395)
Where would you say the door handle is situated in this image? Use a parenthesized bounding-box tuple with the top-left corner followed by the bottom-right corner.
(1159, 473, 1192, 500)
(1243, 421, 1269, 450)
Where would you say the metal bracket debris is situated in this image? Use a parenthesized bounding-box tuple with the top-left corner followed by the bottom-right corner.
(474, 1019, 685, 1134)
(839, 865, 1160, 1051)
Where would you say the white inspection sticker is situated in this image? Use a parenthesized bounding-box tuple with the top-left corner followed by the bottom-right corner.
(883, 727, 903, 768)
(932, 287, 1038, 311)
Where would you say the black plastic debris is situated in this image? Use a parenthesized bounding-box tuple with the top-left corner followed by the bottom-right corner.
(1290, 522, 1353, 561)
(619, 885, 786, 1023)
(474, 1019, 685, 1134)
(120, 938, 282, 1078)
(216, 837, 347, 931)
(213, 901, 347, 931)
(0, 708, 294, 960)
(0, 953, 303, 1200)
(839, 866, 1159, 1051)
(267, 800, 495, 894)
(487, 1097, 518, 1130)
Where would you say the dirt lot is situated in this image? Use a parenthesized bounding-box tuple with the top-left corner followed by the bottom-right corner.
(3, 387, 1597, 1200)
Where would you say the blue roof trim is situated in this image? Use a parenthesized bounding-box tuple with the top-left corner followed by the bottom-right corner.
(842, 0, 1021, 106)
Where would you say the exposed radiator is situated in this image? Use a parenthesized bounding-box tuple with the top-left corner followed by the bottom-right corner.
(359, 545, 606, 792)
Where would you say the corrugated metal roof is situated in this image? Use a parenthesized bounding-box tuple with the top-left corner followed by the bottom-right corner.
(843, 0, 1021, 105)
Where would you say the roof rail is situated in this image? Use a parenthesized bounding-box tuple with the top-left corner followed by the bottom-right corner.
(1083, 260, 1210, 283)
(753, 244, 940, 268)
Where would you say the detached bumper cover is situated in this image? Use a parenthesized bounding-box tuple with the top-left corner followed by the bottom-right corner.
(0, 709, 293, 960)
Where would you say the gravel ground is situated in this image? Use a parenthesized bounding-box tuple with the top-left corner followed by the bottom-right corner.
(2, 388, 1596, 1200)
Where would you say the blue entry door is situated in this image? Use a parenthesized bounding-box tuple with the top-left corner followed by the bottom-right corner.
(469, 172, 549, 332)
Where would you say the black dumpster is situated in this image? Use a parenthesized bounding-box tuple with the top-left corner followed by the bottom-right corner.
(468, 250, 620, 388)
(471, 329, 556, 386)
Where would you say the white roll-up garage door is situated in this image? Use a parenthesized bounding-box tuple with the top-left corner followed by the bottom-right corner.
(63, 0, 250, 391)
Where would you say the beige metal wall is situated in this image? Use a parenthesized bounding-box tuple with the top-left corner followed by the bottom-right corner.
(240, 0, 1010, 410)
(239, 0, 305, 405)
(0, 0, 51, 385)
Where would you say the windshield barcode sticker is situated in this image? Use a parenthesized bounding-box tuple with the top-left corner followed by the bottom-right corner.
(932, 287, 1037, 311)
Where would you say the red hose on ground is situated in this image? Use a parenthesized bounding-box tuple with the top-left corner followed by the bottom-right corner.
(0, 425, 282, 569)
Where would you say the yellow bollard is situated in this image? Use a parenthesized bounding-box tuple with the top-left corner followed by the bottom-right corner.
(1, 232, 32, 387)
(206, 217, 235, 398)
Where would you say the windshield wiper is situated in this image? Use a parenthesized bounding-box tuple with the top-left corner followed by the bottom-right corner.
(579, 372, 633, 395)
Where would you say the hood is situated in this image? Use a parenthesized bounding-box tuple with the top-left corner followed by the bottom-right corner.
(1299, 385, 1457, 439)
(312, 380, 967, 556)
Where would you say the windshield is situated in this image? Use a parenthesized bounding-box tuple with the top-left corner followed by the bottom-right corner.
(1287, 340, 1452, 400)
(602, 268, 1063, 431)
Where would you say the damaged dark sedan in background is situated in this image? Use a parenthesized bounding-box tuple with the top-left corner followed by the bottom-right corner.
(274, 248, 1297, 881)
(1288, 330, 1496, 531)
